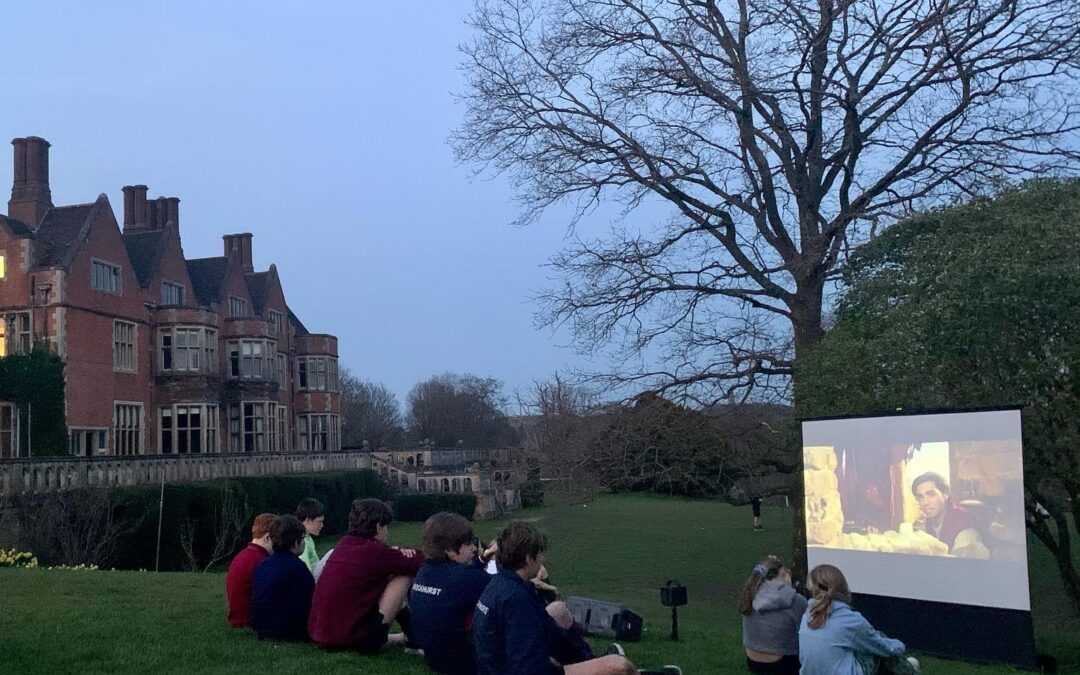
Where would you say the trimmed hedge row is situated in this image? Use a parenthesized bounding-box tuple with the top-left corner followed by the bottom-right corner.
(393, 493, 478, 522)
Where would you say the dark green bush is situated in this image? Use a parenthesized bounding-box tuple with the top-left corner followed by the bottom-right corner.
(28, 470, 387, 571)
(520, 480, 544, 508)
(393, 493, 477, 522)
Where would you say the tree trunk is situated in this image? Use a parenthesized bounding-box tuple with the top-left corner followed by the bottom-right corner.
(1027, 504, 1080, 615)
(789, 281, 826, 586)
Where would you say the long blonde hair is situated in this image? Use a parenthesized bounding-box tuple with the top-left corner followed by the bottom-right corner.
(737, 555, 783, 615)
(806, 564, 852, 629)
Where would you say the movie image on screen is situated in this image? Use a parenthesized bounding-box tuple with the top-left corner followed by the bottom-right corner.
(802, 409, 1030, 610)
(805, 440, 1024, 560)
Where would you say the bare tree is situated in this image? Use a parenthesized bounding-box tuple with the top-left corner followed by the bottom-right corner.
(179, 488, 251, 573)
(19, 489, 145, 568)
(406, 373, 515, 448)
(455, 0, 1080, 576)
(340, 367, 405, 449)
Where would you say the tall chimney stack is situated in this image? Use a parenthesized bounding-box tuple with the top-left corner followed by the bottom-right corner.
(165, 197, 180, 229)
(8, 136, 53, 228)
(121, 185, 150, 232)
(223, 233, 254, 274)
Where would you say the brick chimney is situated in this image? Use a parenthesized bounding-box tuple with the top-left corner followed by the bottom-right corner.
(8, 136, 53, 228)
(121, 185, 149, 232)
(223, 233, 254, 273)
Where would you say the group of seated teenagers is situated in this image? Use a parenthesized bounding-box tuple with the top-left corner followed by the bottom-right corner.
(739, 556, 921, 675)
(225, 497, 681, 675)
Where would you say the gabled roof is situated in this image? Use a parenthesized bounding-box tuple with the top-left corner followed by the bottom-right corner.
(287, 307, 309, 335)
(0, 214, 33, 237)
(245, 271, 269, 314)
(34, 201, 100, 268)
(186, 256, 228, 307)
(122, 229, 169, 288)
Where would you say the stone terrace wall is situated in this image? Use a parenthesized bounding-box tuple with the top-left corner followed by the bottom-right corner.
(0, 452, 373, 497)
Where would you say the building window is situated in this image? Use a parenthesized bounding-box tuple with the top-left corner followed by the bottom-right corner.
(0, 254, 5, 279)
(161, 281, 184, 306)
(0, 403, 17, 458)
(160, 327, 209, 373)
(277, 406, 288, 452)
(91, 259, 122, 294)
(296, 356, 340, 391)
(277, 353, 287, 387)
(113, 321, 137, 372)
(269, 309, 284, 336)
(228, 402, 276, 452)
(2, 312, 31, 356)
(297, 414, 340, 452)
(229, 296, 247, 318)
(227, 339, 276, 380)
(69, 428, 107, 457)
(113, 403, 143, 455)
(160, 404, 218, 454)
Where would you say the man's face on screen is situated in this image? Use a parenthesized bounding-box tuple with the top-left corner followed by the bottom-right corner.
(915, 482, 947, 519)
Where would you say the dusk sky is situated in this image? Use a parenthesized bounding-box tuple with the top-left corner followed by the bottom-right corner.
(0, 1, 627, 408)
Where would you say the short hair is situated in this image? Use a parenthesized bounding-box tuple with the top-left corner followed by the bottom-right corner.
(422, 512, 475, 561)
(911, 472, 950, 498)
(495, 521, 548, 571)
(296, 498, 325, 521)
(251, 512, 276, 539)
(269, 514, 307, 554)
(348, 498, 393, 538)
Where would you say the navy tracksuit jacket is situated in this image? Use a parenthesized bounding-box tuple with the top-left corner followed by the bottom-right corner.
(473, 568, 565, 675)
(250, 552, 314, 641)
(409, 558, 492, 675)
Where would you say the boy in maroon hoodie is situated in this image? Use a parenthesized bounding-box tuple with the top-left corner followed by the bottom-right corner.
(225, 512, 276, 627)
(308, 498, 423, 653)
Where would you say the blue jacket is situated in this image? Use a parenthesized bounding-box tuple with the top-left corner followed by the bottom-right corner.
(410, 558, 492, 675)
(250, 552, 315, 641)
(798, 600, 904, 675)
(473, 569, 564, 675)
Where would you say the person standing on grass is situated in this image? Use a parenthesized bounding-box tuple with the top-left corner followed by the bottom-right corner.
(799, 565, 920, 675)
(738, 555, 806, 675)
(472, 521, 682, 675)
(752, 497, 764, 531)
(225, 512, 276, 628)
(409, 512, 497, 675)
(250, 515, 315, 641)
(296, 498, 325, 573)
(308, 498, 423, 653)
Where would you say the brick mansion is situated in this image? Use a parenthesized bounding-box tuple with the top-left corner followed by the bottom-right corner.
(0, 137, 340, 458)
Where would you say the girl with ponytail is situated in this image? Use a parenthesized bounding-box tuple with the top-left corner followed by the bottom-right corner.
(738, 556, 806, 674)
(799, 565, 921, 675)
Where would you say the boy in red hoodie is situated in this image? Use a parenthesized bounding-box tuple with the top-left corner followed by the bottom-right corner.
(225, 512, 276, 627)
(308, 498, 422, 653)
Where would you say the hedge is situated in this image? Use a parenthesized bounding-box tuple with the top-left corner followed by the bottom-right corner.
(392, 493, 478, 522)
(19, 470, 386, 571)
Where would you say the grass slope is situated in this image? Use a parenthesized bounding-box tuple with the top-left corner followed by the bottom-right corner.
(2, 494, 1077, 674)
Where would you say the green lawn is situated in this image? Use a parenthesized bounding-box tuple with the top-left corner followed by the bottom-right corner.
(1, 494, 1077, 674)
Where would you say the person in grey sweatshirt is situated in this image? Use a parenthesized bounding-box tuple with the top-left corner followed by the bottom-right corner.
(738, 556, 807, 674)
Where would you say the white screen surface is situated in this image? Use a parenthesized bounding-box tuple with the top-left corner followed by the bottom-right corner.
(803, 409, 1030, 611)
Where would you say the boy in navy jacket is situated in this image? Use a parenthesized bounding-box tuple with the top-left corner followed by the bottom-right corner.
(410, 512, 497, 675)
(250, 514, 315, 641)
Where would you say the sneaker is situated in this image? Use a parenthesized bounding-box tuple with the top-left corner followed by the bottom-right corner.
(906, 656, 921, 674)
(386, 632, 407, 647)
(404, 646, 425, 657)
(605, 643, 626, 656)
(639, 668, 682, 675)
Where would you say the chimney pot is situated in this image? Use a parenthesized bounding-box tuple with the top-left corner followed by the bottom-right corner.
(165, 197, 180, 229)
(122, 186, 135, 228)
(223, 233, 255, 274)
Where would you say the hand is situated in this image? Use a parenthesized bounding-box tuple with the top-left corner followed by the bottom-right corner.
(394, 546, 417, 558)
(481, 541, 499, 562)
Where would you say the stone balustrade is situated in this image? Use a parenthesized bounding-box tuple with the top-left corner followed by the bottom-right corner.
(0, 452, 373, 496)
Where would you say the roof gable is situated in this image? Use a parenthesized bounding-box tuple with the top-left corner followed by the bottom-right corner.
(33, 199, 104, 268)
(186, 256, 228, 307)
(122, 229, 169, 288)
(0, 214, 33, 237)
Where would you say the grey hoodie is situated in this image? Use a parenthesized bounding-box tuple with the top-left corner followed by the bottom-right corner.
(741, 579, 808, 656)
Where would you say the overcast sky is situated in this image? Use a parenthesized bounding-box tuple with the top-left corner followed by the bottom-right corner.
(0, 1, 625, 407)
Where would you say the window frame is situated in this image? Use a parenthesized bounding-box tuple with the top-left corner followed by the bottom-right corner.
(229, 296, 247, 318)
(112, 320, 137, 373)
(161, 280, 184, 306)
(91, 258, 122, 295)
(113, 402, 143, 456)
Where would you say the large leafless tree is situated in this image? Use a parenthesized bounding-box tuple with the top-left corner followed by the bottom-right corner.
(455, 0, 1080, 575)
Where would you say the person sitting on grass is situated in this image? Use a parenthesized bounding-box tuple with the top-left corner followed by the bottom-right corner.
(472, 521, 682, 675)
(250, 514, 315, 642)
(738, 555, 806, 675)
(308, 498, 423, 653)
(225, 512, 276, 628)
(799, 564, 920, 675)
(295, 497, 325, 573)
(409, 512, 497, 675)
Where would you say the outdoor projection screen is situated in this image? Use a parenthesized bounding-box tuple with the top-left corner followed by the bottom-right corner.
(802, 409, 1030, 612)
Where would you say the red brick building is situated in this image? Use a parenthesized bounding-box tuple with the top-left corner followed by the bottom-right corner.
(0, 137, 340, 458)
